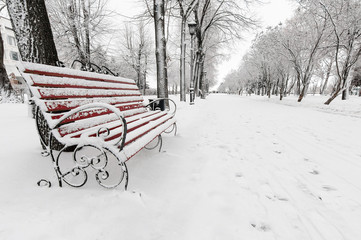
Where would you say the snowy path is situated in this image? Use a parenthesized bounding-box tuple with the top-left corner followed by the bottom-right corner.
(1, 94, 361, 239)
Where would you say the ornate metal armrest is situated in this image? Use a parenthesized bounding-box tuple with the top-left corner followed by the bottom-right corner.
(50, 103, 127, 150)
(145, 98, 177, 115)
(43, 103, 129, 189)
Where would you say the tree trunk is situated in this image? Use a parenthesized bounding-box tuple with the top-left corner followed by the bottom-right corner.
(7, 0, 61, 150)
(179, 17, 186, 101)
(320, 58, 333, 95)
(297, 82, 310, 102)
(7, 0, 59, 65)
(341, 81, 349, 100)
(81, 0, 91, 65)
(296, 75, 301, 95)
(193, 51, 201, 96)
(0, 30, 14, 96)
(67, 1, 86, 63)
(153, 0, 169, 101)
(137, 44, 142, 89)
(324, 88, 340, 105)
(143, 55, 147, 95)
(199, 53, 206, 99)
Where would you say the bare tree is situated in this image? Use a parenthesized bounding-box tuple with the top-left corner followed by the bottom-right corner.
(321, 0, 361, 104)
(191, 0, 256, 99)
(121, 21, 152, 94)
(153, 0, 169, 100)
(280, 3, 329, 102)
(47, 0, 113, 66)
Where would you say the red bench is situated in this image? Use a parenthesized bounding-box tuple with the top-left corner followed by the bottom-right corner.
(19, 62, 177, 189)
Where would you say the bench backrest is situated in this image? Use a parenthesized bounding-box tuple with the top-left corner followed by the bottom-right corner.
(19, 62, 149, 143)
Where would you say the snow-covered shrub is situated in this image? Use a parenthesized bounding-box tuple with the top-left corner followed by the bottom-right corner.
(0, 89, 23, 103)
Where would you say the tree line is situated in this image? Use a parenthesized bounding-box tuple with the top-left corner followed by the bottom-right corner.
(0, 0, 257, 103)
(219, 0, 361, 105)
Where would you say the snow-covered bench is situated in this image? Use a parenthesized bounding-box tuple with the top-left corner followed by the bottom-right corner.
(18, 62, 177, 189)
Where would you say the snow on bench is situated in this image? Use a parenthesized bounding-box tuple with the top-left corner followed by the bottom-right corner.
(18, 62, 177, 190)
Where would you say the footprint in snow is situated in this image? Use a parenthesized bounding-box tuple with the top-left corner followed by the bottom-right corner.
(309, 170, 320, 175)
(265, 195, 288, 202)
(235, 172, 243, 178)
(322, 185, 337, 191)
(250, 222, 271, 232)
(275, 195, 288, 201)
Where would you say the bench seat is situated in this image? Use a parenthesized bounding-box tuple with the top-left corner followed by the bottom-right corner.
(19, 62, 177, 189)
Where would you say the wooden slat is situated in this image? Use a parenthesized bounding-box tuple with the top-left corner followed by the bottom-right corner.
(57, 109, 157, 137)
(39, 96, 144, 113)
(36, 87, 141, 100)
(102, 112, 169, 142)
(123, 114, 175, 145)
(120, 117, 176, 161)
(57, 112, 172, 148)
(19, 62, 136, 85)
(30, 75, 139, 90)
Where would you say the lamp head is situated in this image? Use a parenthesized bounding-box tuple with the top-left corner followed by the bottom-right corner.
(188, 21, 197, 36)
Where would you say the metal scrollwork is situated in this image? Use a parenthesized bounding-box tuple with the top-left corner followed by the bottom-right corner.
(52, 143, 128, 189)
(71, 60, 118, 76)
(44, 103, 128, 189)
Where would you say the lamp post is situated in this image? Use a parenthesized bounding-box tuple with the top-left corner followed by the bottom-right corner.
(188, 21, 197, 105)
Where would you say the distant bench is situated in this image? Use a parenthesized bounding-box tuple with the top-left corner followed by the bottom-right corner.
(19, 62, 177, 189)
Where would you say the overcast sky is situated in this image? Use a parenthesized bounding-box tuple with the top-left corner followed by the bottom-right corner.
(216, 0, 296, 88)
(1, 0, 296, 88)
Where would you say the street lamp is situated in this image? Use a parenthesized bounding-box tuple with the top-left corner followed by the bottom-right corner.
(188, 21, 197, 105)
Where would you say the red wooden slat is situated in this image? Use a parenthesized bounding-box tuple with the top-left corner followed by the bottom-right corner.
(32, 82, 139, 91)
(24, 68, 136, 85)
(122, 118, 175, 161)
(37, 88, 141, 100)
(45, 99, 143, 113)
(51, 102, 144, 123)
(101, 113, 168, 142)
(57, 109, 157, 138)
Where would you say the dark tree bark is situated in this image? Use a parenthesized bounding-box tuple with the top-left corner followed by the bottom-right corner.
(153, 0, 169, 100)
(7, 0, 59, 65)
(0, 30, 14, 96)
(81, 0, 91, 65)
(7, 0, 61, 150)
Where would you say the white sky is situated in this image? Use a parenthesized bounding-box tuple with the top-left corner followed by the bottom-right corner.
(107, 0, 297, 88)
(215, 0, 296, 88)
(2, 0, 296, 88)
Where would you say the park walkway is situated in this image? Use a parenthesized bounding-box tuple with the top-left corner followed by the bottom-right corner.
(129, 94, 361, 239)
(1, 94, 360, 239)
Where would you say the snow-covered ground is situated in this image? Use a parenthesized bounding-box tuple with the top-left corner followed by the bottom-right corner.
(0, 94, 361, 240)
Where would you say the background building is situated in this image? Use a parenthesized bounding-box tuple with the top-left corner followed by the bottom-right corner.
(0, 16, 27, 96)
